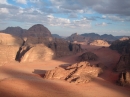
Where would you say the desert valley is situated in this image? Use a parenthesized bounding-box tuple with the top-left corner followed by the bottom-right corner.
(0, 24, 130, 97)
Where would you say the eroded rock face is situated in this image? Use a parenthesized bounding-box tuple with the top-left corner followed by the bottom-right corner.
(48, 38, 83, 57)
(0, 33, 23, 46)
(116, 55, 130, 72)
(23, 24, 53, 45)
(20, 44, 54, 62)
(0, 33, 23, 66)
(110, 39, 130, 86)
(117, 72, 130, 86)
(0, 45, 20, 66)
(44, 62, 103, 83)
(89, 40, 110, 47)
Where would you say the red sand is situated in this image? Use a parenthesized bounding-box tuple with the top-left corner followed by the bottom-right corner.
(0, 45, 130, 97)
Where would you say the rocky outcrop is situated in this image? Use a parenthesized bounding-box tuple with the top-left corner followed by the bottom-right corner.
(78, 52, 98, 63)
(18, 44, 54, 62)
(119, 37, 130, 41)
(110, 39, 130, 54)
(0, 33, 23, 46)
(116, 72, 130, 86)
(44, 62, 103, 83)
(110, 39, 130, 86)
(89, 40, 110, 47)
(115, 55, 130, 72)
(0, 33, 23, 66)
(48, 38, 83, 57)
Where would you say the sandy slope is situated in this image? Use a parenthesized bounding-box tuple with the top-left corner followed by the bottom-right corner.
(0, 45, 130, 97)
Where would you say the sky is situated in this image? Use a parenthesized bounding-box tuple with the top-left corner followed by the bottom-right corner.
(0, 0, 130, 36)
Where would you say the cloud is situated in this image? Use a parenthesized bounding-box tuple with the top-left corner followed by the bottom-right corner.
(95, 22, 107, 26)
(15, 0, 27, 4)
(0, 8, 9, 13)
(0, 0, 8, 4)
(50, 0, 130, 16)
(102, 15, 130, 22)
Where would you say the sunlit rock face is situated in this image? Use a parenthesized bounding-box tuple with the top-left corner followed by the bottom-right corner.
(89, 40, 110, 47)
(20, 44, 54, 62)
(0, 33, 23, 46)
(119, 37, 129, 41)
(44, 62, 103, 83)
(0, 33, 23, 66)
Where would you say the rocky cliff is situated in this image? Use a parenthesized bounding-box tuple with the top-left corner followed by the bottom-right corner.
(110, 39, 130, 86)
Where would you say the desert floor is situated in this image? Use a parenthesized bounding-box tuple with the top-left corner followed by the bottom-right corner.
(0, 45, 130, 97)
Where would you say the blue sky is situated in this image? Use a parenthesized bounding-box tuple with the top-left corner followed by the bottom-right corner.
(0, 0, 130, 36)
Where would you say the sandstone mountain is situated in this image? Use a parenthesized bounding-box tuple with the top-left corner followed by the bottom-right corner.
(89, 40, 110, 47)
(1, 26, 26, 37)
(110, 39, 130, 86)
(0, 33, 23, 46)
(0, 33, 23, 66)
(44, 61, 103, 83)
(23, 24, 52, 37)
(0, 24, 83, 64)
(23, 24, 52, 45)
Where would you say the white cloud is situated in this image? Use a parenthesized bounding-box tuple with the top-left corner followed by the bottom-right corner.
(15, 0, 27, 4)
(0, 8, 9, 13)
(95, 22, 107, 26)
(0, 0, 8, 4)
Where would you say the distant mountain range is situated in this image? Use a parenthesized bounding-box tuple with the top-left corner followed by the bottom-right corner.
(0, 26, 128, 42)
(66, 33, 127, 42)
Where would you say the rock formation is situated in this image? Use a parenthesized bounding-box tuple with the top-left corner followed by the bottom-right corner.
(0, 33, 23, 46)
(119, 37, 130, 41)
(1, 26, 26, 37)
(23, 24, 52, 45)
(89, 40, 110, 47)
(20, 44, 54, 62)
(78, 52, 98, 63)
(116, 72, 130, 86)
(44, 62, 103, 83)
(110, 39, 130, 86)
(0, 33, 23, 66)
(0, 24, 83, 63)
